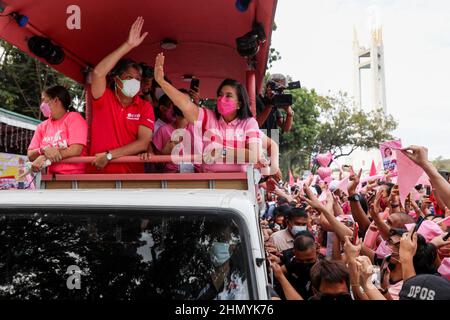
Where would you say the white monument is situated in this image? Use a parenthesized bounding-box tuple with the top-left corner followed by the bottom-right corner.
(353, 26, 387, 115)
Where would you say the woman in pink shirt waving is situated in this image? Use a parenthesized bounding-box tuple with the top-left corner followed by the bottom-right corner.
(27, 86, 88, 174)
(154, 53, 261, 173)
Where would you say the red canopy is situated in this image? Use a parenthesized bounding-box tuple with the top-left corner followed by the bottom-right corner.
(0, 0, 277, 98)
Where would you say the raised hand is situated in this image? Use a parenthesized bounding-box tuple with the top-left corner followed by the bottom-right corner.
(399, 231, 418, 263)
(126, 16, 149, 48)
(401, 145, 429, 168)
(348, 166, 362, 194)
(344, 236, 362, 263)
(154, 53, 165, 84)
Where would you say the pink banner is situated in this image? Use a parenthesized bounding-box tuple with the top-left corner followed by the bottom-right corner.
(396, 149, 424, 205)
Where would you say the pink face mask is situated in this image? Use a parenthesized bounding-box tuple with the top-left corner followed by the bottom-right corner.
(217, 96, 237, 117)
(375, 240, 393, 259)
(40, 102, 51, 118)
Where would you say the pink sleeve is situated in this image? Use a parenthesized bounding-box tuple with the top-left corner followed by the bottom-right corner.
(66, 113, 88, 146)
(28, 123, 44, 150)
(139, 102, 155, 131)
(245, 117, 261, 144)
(196, 107, 215, 131)
(152, 125, 169, 152)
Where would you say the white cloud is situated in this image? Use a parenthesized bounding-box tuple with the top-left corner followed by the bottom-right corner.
(270, 0, 450, 159)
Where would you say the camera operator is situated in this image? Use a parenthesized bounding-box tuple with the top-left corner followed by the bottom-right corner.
(256, 74, 295, 135)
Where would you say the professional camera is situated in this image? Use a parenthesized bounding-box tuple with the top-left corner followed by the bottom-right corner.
(265, 79, 301, 108)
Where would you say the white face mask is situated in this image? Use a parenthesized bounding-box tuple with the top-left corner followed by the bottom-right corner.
(291, 225, 307, 236)
(117, 78, 141, 98)
(210, 241, 231, 267)
(155, 87, 165, 100)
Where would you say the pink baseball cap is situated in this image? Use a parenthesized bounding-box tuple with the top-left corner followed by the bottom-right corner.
(438, 258, 450, 281)
(405, 220, 445, 243)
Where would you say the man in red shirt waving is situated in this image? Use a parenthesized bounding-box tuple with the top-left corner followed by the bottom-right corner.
(89, 16, 154, 174)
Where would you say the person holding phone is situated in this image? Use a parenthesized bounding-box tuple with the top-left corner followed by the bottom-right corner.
(154, 53, 262, 173)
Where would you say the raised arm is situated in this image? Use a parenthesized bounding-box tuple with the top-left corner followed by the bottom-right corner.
(154, 53, 199, 123)
(302, 186, 353, 241)
(91, 17, 148, 99)
(347, 167, 371, 234)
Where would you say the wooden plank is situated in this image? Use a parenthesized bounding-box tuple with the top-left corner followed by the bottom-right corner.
(166, 180, 210, 189)
(44, 181, 73, 189)
(215, 180, 248, 190)
(121, 181, 161, 189)
(78, 181, 117, 189)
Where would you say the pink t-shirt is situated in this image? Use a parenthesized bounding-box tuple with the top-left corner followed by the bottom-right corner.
(195, 108, 261, 173)
(28, 112, 88, 174)
(153, 123, 199, 173)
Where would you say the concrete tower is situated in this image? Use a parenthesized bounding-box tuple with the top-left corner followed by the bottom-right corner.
(353, 26, 387, 114)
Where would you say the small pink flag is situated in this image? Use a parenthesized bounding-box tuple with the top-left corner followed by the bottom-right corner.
(397, 150, 424, 205)
(370, 160, 377, 176)
(417, 172, 431, 186)
(289, 170, 295, 186)
(337, 176, 350, 195)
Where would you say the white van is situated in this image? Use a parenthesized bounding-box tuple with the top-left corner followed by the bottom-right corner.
(0, 172, 270, 300)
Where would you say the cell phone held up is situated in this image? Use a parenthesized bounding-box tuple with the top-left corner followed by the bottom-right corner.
(190, 78, 200, 92)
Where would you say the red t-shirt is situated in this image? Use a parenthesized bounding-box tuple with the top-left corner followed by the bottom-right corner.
(88, 88, 155, 173)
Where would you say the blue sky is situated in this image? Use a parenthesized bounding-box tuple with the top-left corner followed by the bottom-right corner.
(270, 0, 450, 159)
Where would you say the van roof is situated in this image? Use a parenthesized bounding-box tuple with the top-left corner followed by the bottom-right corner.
(0, 0, 278, 98)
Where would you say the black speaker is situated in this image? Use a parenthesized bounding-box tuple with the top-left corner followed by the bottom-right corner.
(27, 36, 65, 65)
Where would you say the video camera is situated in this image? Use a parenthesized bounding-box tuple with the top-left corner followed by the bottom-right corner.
(265, 80, 301, 108)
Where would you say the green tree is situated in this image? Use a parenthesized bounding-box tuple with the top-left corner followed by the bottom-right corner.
(267, 22, 281, 70)
(0, 40, 84, 120)
(432, 157, 450, 171)
(313, 91, 398, 159)
(278, 88, 321, 177)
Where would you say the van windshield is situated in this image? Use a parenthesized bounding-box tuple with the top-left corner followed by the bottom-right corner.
(0, 209, 251, 300)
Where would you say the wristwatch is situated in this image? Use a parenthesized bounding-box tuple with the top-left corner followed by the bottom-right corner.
(348, 194, 361, 202)
(106, 151, 113, 161)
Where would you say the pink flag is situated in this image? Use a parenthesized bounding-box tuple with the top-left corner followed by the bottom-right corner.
(370, 160, 377, 176)
(417, 172, 431, 186)
(397, 150, 424, 205)
(297, 177, 301, 185)
(337, 176, 349, 195)
(289, 170, 295, 186)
